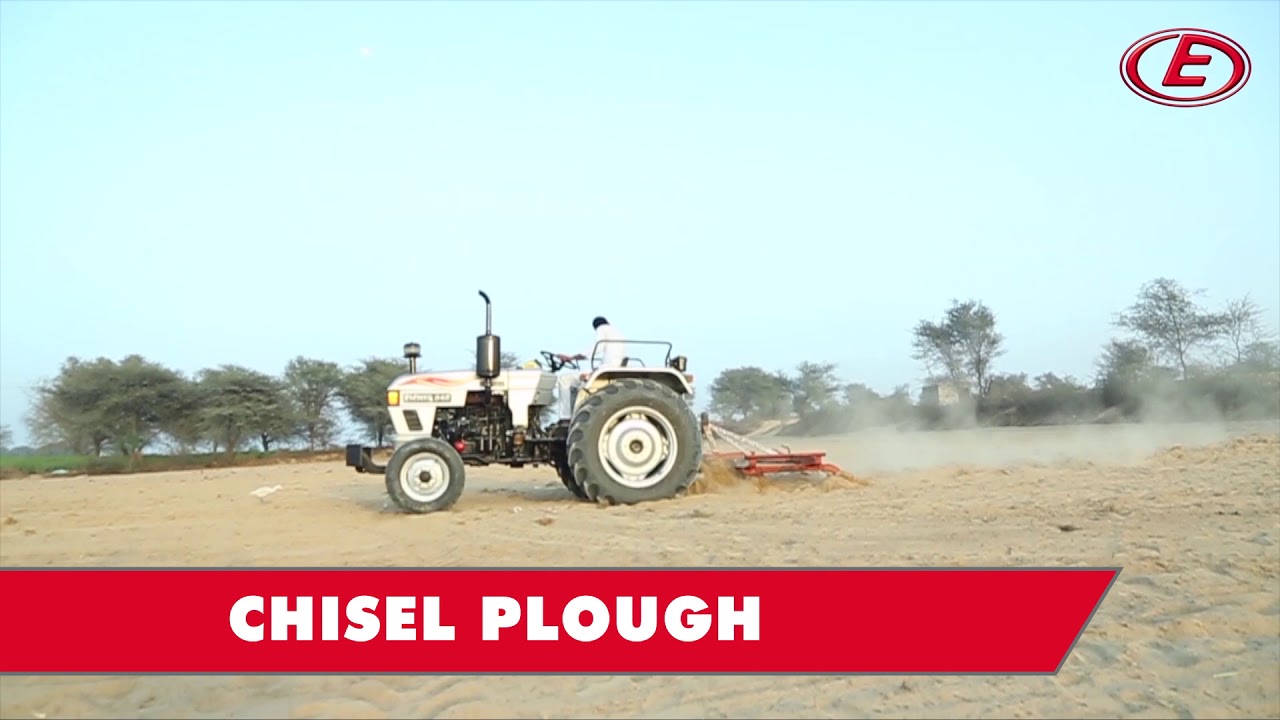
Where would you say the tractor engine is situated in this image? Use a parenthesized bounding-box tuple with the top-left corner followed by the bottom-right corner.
(431, 392, 517, 460)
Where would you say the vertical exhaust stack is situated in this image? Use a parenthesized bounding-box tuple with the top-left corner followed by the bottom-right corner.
(404, 342, 421, 374)
(475, 290, 501, 392)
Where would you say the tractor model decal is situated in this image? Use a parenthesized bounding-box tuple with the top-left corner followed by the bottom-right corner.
(404, 392, 452, 403)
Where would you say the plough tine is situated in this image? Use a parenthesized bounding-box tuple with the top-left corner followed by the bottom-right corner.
(699, 420, 855, 480)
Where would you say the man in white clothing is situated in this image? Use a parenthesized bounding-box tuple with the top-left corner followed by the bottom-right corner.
(555, 316, 625, 420)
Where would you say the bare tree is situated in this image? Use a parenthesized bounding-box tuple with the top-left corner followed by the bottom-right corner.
(911, 319, 964, 385)
(1219, 294, 1275, 365)
(1114, 278, 1227, 379)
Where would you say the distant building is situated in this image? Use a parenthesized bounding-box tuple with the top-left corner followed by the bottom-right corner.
(920, 380, 971, 407)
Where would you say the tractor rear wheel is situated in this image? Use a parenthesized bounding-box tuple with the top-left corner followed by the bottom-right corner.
(550, 434, 588, 500)
(384, 437, 466, 513)
(565, 378, 702, 505)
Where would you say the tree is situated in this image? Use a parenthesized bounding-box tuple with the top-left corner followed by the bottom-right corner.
(884, 384, 915, 425)
(707, 367, 791, 423)
(912, 299, 1005, 396)
(837, 383, 890, 429)
(911, 319, 964, 385)
(197, 365, 294, 455)
(338, 357, 406, 447)
(1033, 372, 1080, 392)
(842, 383, 881, 406)
(1094, 338, 1167, 413)
(1241, 340, 1280, 372)
(96, 355, 191, 462)
(1030, 373, 1096, 421)
(951, 301, 1005, 396)
(284, 356, 345, 450)
(1114, 278, 1227, 379)
(783, 362, 841, 417)
(24, 355, 190, 464)
(1095, 339, 1156, 386)
(160, 378, 208, 454)
(987, 372, 1032, 400)
(0, 424, 11, 452)
(25, 357, 116, 456)
(1219, 294, 1275, 366)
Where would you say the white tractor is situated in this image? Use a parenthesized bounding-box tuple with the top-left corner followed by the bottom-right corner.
(346, 290, 704, 513)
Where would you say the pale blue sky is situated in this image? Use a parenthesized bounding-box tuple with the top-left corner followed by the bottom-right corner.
(1, 0, 1277, 445)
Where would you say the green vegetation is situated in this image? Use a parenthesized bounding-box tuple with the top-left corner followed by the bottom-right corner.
(0, 349, 524, 479)
(707, 278, 1280, 436)
(1, 277, 1275, 480)
(0, 454, 88, 475)
(0, 449, 340, 479)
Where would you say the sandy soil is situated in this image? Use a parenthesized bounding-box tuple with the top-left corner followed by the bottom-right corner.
(1, 420, 1277, 719)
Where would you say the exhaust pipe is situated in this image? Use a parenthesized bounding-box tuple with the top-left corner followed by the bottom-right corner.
(479, 290, 492, 334)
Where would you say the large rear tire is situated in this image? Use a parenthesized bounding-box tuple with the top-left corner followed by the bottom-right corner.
(384, 438, 466, 513)
(549, 423, 588, 500)
(566, 377, 701, 505)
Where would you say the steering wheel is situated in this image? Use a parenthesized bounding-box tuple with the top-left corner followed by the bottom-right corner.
(541, 351, 581, 373)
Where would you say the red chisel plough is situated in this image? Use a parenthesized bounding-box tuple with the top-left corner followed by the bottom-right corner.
(698, 416, 859, 482)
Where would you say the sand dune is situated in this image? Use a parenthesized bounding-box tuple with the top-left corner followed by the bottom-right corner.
(1, 420, 1277, 719)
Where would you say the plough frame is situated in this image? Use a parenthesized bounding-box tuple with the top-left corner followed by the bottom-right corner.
(699, 415, 852, 478)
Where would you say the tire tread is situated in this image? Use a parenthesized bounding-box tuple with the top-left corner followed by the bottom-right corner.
(565, 377, 701, 506)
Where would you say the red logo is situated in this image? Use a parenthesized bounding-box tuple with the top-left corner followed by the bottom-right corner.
(1120, 28, 1251, 107)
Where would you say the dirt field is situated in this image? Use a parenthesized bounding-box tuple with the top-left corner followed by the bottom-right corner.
(1, 420, 1277, 719)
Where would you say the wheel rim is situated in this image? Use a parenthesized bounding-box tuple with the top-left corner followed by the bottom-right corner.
(597, 405, 679, 489)
(400, 452, 450, 503)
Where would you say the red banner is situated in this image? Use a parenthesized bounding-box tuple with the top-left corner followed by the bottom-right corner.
(0, 567, 1118, 674)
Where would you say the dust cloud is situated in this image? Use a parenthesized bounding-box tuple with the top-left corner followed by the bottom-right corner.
(745, 372, 1279, 477)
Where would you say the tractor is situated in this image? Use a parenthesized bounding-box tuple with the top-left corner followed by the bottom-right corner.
(345, 290, 703, 513)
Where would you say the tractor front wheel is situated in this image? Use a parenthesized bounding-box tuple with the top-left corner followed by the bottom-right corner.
(384, 438, 467, 513)
(566, 378, 702, 505)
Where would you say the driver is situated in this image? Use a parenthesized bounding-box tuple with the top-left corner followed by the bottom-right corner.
(555, 316, 625, 420)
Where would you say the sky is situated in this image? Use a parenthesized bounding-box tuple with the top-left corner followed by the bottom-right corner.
(1, 0, 1277, 446)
